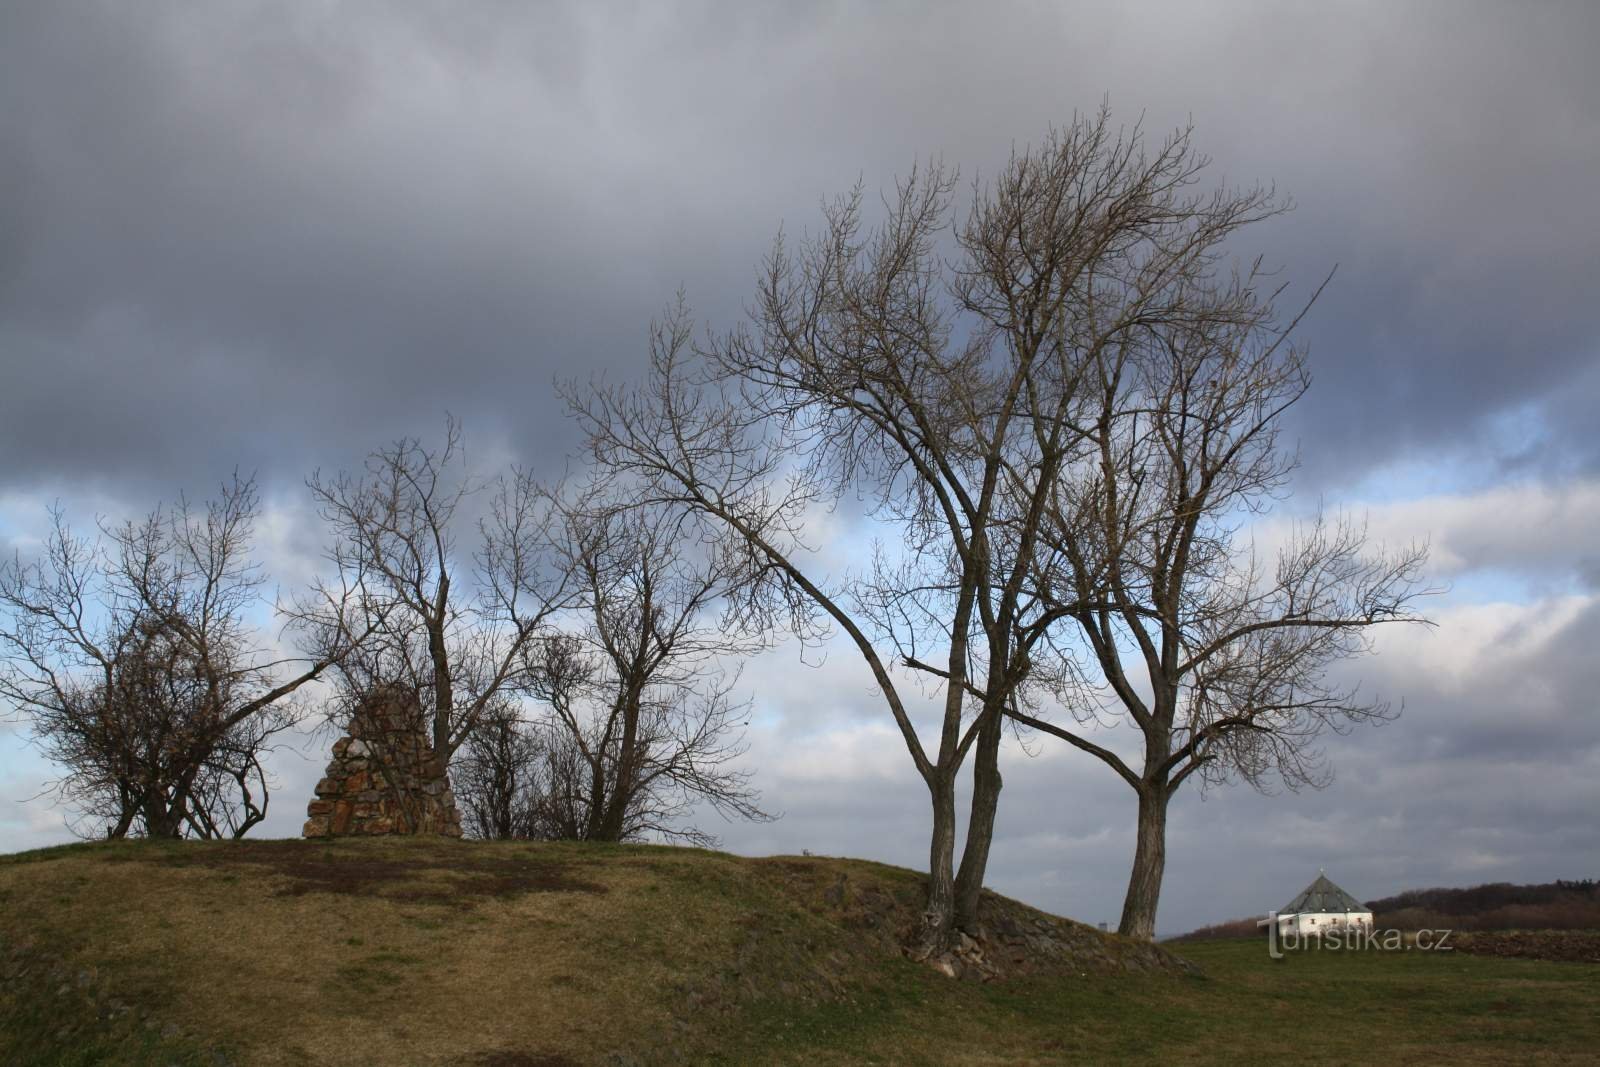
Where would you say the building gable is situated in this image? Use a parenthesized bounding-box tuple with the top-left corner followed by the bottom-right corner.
(1281, 871, 1368, 915)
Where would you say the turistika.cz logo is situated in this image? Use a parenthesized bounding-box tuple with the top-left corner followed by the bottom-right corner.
(1265, 913, 1454, 959)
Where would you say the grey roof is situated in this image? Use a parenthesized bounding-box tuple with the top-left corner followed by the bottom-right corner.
(1281, 872, 1368, 915)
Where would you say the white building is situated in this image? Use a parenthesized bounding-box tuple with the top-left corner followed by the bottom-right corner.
(1261, 870, 1373, 936)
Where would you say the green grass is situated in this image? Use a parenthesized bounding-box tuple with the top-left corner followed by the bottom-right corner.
(711, 938, 1600, 1065)
(2, 838, 1597, 1065)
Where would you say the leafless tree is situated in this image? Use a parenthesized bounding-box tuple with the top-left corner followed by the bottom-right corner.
(452, 697, 545, 840)
(452, 500, 768, 846)
(513, 499, 768, 847)
(570, 107, 1278, 951)
(0, 476, 372, 838)
(1012, 257, 1433, 939)
(10, 610, 286, 839)
(308, 418, 571, 770)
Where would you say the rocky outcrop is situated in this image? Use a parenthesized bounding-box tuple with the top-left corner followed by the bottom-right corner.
(302, 690, 463, 838)
(921, 907, 1202, 981)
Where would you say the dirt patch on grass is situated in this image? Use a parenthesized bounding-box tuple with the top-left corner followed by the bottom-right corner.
(148, 839, 607, 905)
(474, 1051, 580, 1067)
(1453, 929, 1600, 963)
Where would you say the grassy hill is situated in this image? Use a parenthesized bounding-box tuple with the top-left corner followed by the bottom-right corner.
(3, 838, 1598, 1066)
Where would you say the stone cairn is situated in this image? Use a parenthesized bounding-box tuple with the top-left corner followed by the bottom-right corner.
(302, 688, 463, 838)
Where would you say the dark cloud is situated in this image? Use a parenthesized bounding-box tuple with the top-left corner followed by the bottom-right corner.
(2, 1, 1597, 500)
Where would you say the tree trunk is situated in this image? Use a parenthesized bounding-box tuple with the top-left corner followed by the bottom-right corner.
(917, 773, 960, 956)
(493, 765, 515, 839)
(1117, 784, 1169, 940)
(953, 703, 1004, 931)
(596, 693, 641, 842)
(427, 605, 453, 759)
(583, 756, 608, 840)
(108, 782, 138, 839)
(143, 790, 183, 839)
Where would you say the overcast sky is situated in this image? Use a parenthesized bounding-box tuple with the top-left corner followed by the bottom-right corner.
(2, 1, 1596, 936)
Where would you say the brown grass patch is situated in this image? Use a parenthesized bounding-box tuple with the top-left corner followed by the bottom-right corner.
(474, 1052, 580, 1067)
(153, 838, 607, 905)
(1453, 929, 1600, 964)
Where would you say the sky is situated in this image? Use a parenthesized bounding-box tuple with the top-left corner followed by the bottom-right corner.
(1, 1, 1597, 936)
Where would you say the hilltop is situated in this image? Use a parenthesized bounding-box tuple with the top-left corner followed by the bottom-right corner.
(0, 837, 1183, 1065)
(3, 839, 1598, 1065)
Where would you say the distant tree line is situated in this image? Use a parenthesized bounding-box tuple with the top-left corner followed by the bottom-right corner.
(1172, 879, 1600, 940)
(1370, 879, 1600, 932)
(0, 107, 1432, 951)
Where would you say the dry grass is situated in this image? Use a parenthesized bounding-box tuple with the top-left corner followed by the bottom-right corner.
(3, 838, 1598, 1065)
(0, 838, 941, 1065)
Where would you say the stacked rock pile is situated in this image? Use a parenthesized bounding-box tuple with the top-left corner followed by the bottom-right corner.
(302, 689, 463, 838)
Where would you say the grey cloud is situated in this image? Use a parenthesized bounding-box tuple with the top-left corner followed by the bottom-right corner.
(1266, 478, 1600, 591)
(2, 1, 1597, 501)
(1366, 598, 1600, 763)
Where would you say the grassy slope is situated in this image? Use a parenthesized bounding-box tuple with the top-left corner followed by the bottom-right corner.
(0, 839, 1596, 1066)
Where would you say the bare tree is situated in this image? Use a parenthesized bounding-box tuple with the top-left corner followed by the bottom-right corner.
(570, 108, 1279, 951)
(514, 499, 768, 847)
(455, 497, 769, 846)
(9, 610, 286, 839)
(1012, 260, 1433, 939)
(0, 477, 371, 838)
(309, 418, 571, 770)
(452, 697, 545, 840)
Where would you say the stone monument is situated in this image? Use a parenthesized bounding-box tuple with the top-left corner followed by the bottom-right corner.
(302, 687, 463, 838)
